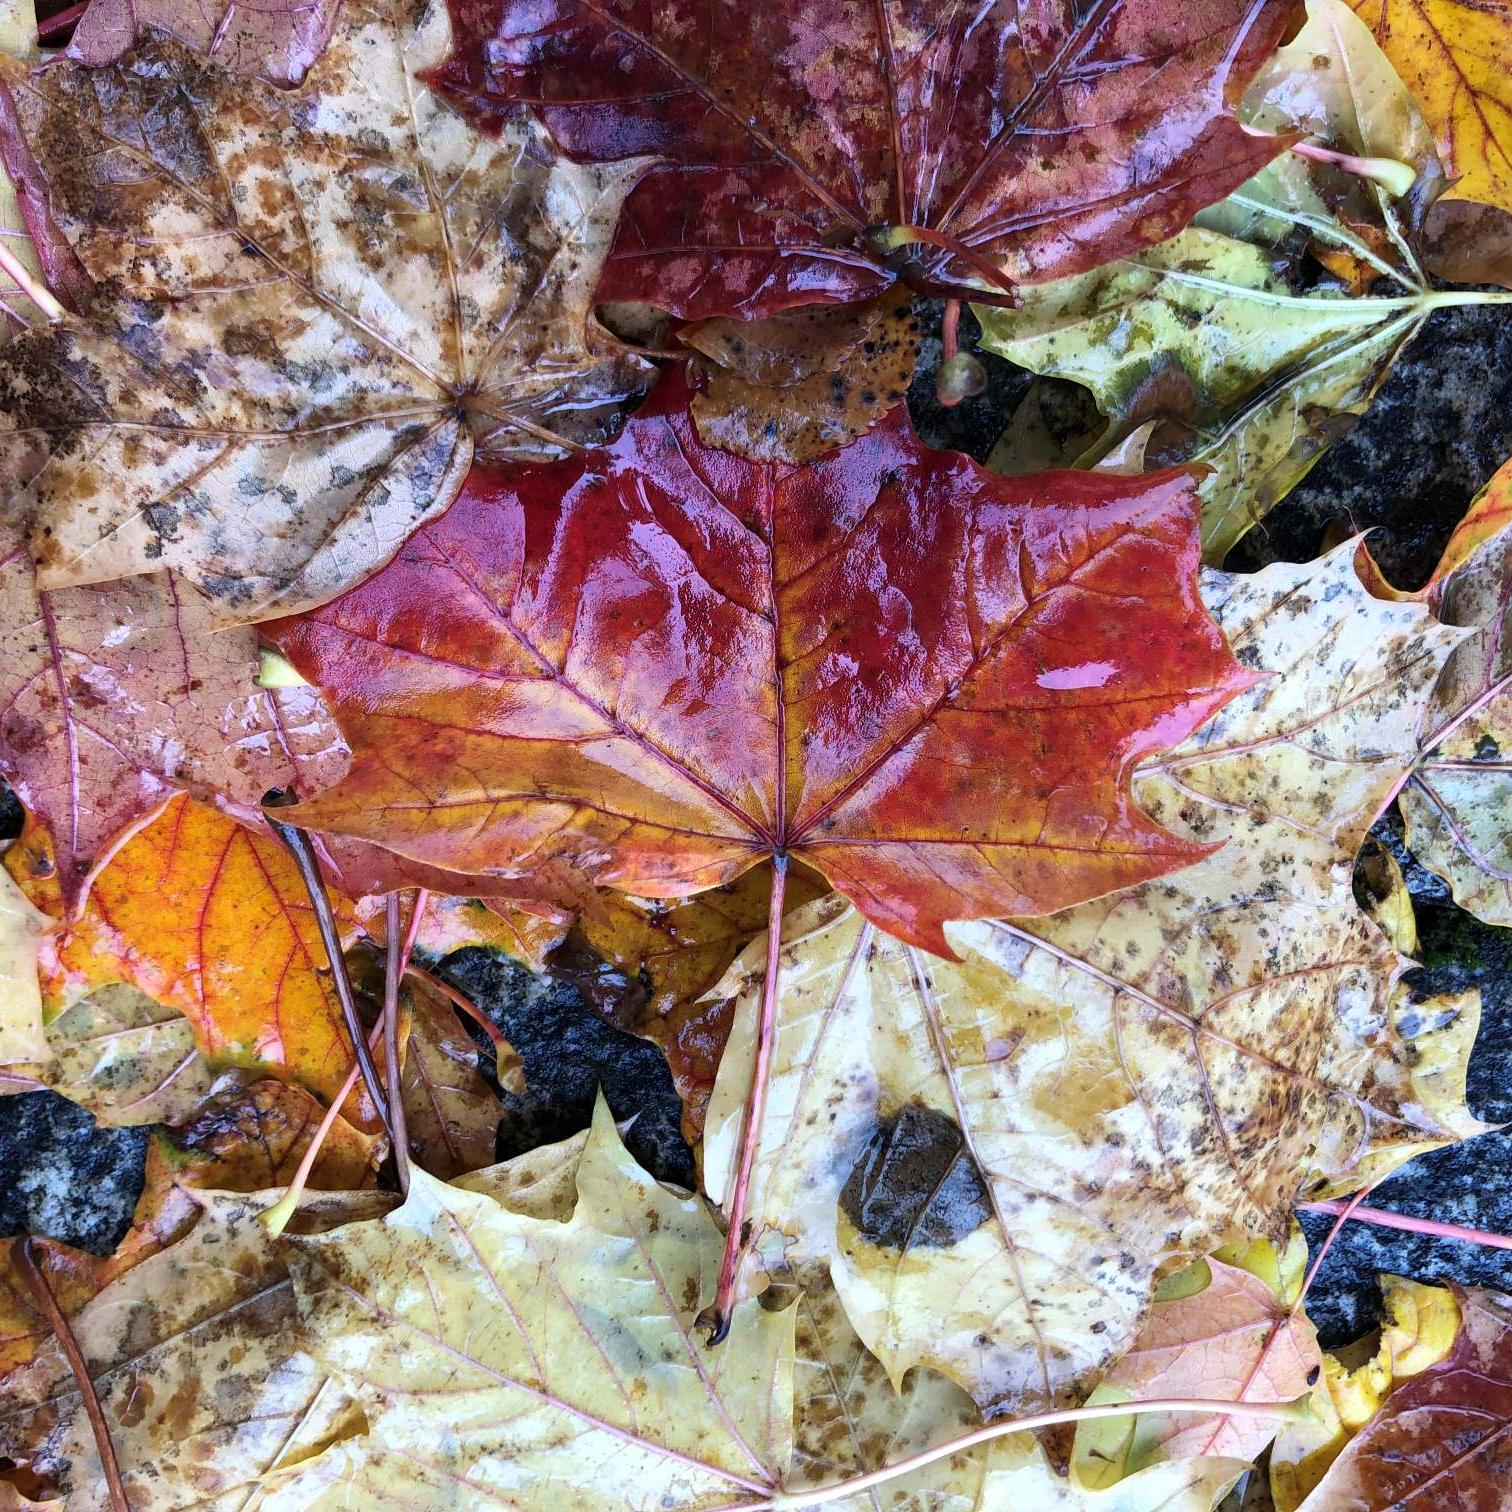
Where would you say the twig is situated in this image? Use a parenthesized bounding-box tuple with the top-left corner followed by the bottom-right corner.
(16, 1238, 130, 1512)
(751, 1395, 1308, 1509)
(0, 239, 65, 322)
(1299, 1199, 1512, 1252)
(265, 816, 393, 1144)
(707, 855, 788, 1344)
(384, 892, 411, 1196)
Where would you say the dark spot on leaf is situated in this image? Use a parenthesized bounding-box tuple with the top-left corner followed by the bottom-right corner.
(839, 1102, 991, 1250)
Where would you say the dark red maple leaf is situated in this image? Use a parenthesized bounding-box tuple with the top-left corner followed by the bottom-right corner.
(268, 375, 1251, 953)
(430, 0, 1300, 320)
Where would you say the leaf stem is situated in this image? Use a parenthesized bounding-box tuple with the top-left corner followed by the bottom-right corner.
(754, 1395, 1309, 1509)
(1299, 1181, 1380, 1304)
(260, 1050, 366, 1238)
(941, 299, 961, 364)
(869, 224, 1018, 300)
(265, 816, 393, 1146)
(1290, 141, 1417, 198)
(707, 854, 788, 1345)
(0, 239, 64, 322)
(384, 892, 411, 1197)
(406, 963, 504, 1044)
(16, 1237, 130, 1512)
(1299, 1198, 1512, 1251)
(36, 1, 87, 42)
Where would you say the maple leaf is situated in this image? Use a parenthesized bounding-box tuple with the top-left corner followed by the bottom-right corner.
(1292, 1286, 1512, 1509)
(0, 0, 649, 623)
(701, 543, 1467, 1410)
(271, 374, 1250, 955)
(65, 0, 341, 86)
(429, 0, 1299, 322)
(21, 795, 369, 1109)
(1345, 0, 1512, 222)
(0, 860, 45, 1061)
(0, 528, 348, 908)
(277, 1099, 795, 1507)
(1383, 458, 1512, 925)
(1073, 1236, 1321, 1484)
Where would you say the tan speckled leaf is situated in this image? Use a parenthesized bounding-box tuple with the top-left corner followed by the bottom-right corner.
(273, 1099, 793, 1510)
(0, 0, 648, 623)
(0, 984, 239, 1123)
(0, 1187, 371, 1510)
(704, 543, 1466, 1413)
(1396, 459, 1512, 925)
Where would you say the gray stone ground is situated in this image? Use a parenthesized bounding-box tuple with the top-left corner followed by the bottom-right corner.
(3, 299, 1512, 1355)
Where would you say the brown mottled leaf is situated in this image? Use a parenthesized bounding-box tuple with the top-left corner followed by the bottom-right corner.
(66, 0, 341, 86)
(0, 1188, 372, 1509)
(0, 527, 348, 908)
(0, 0, 649, 624)
(398, 971, 503, 1179)
(684, 292, 921, 464)
(704, 543, 1465, 1412)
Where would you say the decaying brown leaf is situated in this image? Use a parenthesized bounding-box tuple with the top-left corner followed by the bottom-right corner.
(0, 0, 648, 623)
(684, 292, 921, 464)
(703, 543, 1469, 1412)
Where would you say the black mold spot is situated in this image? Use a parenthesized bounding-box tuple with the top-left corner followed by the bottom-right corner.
(840, 1102, 992, 1250)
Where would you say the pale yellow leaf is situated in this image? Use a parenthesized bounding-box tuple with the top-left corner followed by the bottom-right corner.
(0, 863, 46, 1062)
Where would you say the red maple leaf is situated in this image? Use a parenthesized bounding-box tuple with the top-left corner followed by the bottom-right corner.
(429, 0, 1299, 320)
(269, 375, 1252, 954)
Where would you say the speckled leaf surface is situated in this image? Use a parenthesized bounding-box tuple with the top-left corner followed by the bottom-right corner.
(430, 0, 1298, 321)
(270, 375, 1251, 955)
(702, 543, 1466, 1412)
(0, 984, 239, 1124)
(1396, 458, 1512, 924)
(0, 527, 348, 908)
(976, 230, 1447, 564)
(0, 0, 649, 623)
(66, 0, 341, 85)
(0, 1188, 370, 1510)
(272, 1101, 794, 1510)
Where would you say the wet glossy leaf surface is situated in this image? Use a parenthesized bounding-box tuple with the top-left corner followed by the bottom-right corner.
(273, 373, 1250, 954)
(431, 0, 1297, 320)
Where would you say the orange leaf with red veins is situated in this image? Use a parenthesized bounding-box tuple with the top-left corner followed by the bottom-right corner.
(0, 536, 348, 910)
(27, 796, 361, 1108)
(271, 377, 1252, 954)
(1298, 1287, 1512, 1509)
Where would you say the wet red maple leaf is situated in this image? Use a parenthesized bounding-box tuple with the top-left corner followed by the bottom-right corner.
(269, 375, 1252, 953)
(430, 0, 1299, 320)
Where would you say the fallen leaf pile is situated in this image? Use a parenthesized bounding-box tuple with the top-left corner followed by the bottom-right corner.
(0, 0, 1510, 1506)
